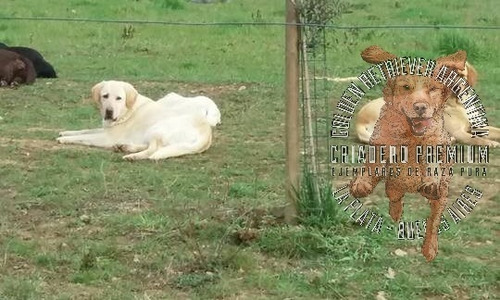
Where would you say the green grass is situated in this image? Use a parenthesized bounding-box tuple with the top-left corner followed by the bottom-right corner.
(0, 0, 499, 299)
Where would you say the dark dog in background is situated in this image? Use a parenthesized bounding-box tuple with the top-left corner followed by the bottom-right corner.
(0, 42, 57, 78)
(0, 49, 36, 86)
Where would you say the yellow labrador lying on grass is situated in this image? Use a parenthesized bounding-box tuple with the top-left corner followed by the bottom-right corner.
(57, 80, 220, 160)
(355, 62, 500, 146)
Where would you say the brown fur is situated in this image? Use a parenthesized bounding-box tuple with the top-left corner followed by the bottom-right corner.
(350, 46, 467, 262)
(361, 45, 397, 64)
(0, 49, 36, 87)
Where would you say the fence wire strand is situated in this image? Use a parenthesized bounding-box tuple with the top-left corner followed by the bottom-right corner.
(1, 17, 500, 30)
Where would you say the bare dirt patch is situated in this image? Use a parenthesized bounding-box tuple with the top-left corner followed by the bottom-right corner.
(0, 159, 21, 166)
(0, 137, 83, 152)
(26, 127, 61, 133)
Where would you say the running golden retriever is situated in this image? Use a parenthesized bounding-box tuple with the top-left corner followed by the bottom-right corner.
(350, 46, 467, 261)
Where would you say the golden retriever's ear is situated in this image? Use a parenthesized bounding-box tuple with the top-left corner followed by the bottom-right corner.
(91, 81, 105, 106)
(437, 50, 467, 72)
(464, 62, 478, 87)
(361, 45, 397, 64)
(123, 82, 138, 109)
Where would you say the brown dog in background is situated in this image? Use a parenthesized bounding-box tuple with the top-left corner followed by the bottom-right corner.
(350, 45, 467, 261)
(355, 61, 500, 147)
(0, 49, 36, 87)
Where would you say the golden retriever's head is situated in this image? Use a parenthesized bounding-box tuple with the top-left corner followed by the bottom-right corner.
(385, 75, 451, 136)
(91, 80, 138, 126)
(361, 46, 467, 136)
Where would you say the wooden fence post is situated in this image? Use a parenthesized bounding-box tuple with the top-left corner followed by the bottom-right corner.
(284, 0, 300, 224)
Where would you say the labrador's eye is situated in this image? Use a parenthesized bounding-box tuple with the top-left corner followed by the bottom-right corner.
(403, 85, 411, 90)
(103, 94, 109, 99)
(116, 96, 122, 101)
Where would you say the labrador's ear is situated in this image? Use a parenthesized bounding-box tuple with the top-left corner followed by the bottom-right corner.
(123, 82, 138, 109)
(464, 61, 478, 87)
(91, 81, 105, 107)
(361, 45, 397, 64)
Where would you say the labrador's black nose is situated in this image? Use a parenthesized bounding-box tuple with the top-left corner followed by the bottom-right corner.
(104, 109, 113, 120)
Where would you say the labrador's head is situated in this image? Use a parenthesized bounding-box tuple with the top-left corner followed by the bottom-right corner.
(91, 80, 138, 126)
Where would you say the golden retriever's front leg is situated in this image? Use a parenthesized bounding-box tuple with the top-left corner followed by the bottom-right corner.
(418, 180, 440, 200)
(419, 147, 453, 199)
(422, 159, 451, 262)
(418, 168, 443, 201)
(349, 163, 383, 198)
(385, 180, 406, 222)
(422, 197, 447, 262)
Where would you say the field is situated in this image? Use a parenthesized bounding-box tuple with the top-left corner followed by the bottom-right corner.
(0, 0, 499, 299)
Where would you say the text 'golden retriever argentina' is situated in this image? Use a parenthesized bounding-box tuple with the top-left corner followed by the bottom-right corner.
(57, 80, 221, 161)
(354, 59, 500, 146)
